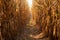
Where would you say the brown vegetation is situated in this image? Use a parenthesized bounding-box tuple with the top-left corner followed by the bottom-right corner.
(0, 0, 60, 40)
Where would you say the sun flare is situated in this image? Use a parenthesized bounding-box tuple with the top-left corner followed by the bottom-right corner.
(27, 0, 33, 9)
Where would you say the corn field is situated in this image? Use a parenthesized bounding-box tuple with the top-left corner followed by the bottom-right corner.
(0, 0, 60, 40)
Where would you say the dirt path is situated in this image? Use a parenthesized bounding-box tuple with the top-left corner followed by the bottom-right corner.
(17, 25, 49, 40)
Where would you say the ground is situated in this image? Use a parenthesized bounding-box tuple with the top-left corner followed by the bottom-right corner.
(15, 25, 49, 40)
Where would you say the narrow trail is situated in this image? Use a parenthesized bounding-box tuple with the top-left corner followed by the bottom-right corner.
(17, 24, 49, 40)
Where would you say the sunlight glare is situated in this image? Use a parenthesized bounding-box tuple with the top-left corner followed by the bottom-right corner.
(27, 0, 33, 9)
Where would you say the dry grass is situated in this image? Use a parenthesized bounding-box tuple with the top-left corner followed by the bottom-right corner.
(0, 0, 60, 40)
